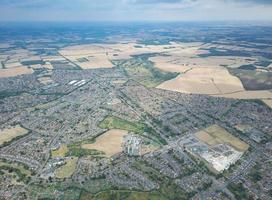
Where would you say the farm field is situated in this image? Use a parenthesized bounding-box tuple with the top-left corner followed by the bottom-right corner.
(82, 129, 128, 157)
(263, 99, 272, 109)
(214, 90, 272, 99)
(0, 125, 29, 146)
(0, 66, 34, 78)
(195, 125, 249, 152)
(157, 66, 245, 95)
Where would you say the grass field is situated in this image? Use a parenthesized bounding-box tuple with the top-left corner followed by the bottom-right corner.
(51, 145, 68, 158)
(55, 157, 78, 179)
(0, 125, 29, 146)
(114, 55, 179, 88)
(82, 129, 128, 157)
(195, 125, 249, 152)
(229, 68, 272, 90)
(99, 116, 145, 134)
(80, 190, 168, 200)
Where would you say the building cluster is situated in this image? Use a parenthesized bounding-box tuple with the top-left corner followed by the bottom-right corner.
(123, 134, 142, 156)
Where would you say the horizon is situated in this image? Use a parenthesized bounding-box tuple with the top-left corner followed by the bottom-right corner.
(0, 0, 272, 22)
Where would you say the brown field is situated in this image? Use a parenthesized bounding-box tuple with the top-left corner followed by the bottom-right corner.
(59, 42, 207, 70)
(157, 66, 245, 95)
(0, 125, 29, 145)
(55, 157, 78, 179)
(0, 66, 33, 77)
(195, 125, 249, 152)
(82, 129, 128, 157)
(263, 99, 272, 109)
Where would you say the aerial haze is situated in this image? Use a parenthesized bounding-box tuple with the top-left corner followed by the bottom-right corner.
(0, 1, 272, 200)
(0, 0, 272, 21)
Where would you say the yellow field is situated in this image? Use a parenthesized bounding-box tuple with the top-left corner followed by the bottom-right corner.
(55, 157, 78, 179)
(82, 129, 128, 157)
(157, 66, 245, 95)
(0, 125, 29, 145)
(195, 125, 249, 152)
(263, 99, 272, 109)
(214, 90, 272, 99)
(51, 145, 68, 158)
(0, 66, 34, 78)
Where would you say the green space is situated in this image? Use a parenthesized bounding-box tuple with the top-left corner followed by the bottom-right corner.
(113, 54, 179, 88)
(0, 161, 32, 183)
(77, 57, 89, 62)
(229, 68, 272, 90)
(99, 116, 166, 145)
(248, 164, 262, 183)
(21, 60, 45, 66)
(99, 116, 145, 134)
(66, 142, 105, 158)
(80, 190, 168, 200)
(227, 182, 251, 200)
(80, 181, 195, 200)
(0, 90, 23, 100)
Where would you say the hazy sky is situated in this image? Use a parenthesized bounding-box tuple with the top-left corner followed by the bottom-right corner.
(0, 0, 272, 22)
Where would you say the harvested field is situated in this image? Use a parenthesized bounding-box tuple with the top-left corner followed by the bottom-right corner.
(59, 42, 205, 70)
(149, 56, 192, 73)
(263, 99, 272, 109)
(51, 145, 68, 158)
(195, 125, 249, 152)
(157, 66, 244, 95)
(0, 125, 29, 145)
(214, 90, 272, 99)
(55, 157, 78, 179)
(0, 66, 33, 77)
(82, 129, 128, 157)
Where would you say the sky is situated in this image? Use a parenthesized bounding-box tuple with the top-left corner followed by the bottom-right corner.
(0, 0, 272, 22)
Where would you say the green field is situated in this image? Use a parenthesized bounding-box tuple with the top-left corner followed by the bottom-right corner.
(80, 190, 168, 200)
(99, 116, 145, 134)
(229, 68, 272, 90)
(113, 54, 179, 88)
(66, 143, 105, 158)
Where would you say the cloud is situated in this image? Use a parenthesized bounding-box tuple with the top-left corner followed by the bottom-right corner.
(0, 0, 271, 21)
